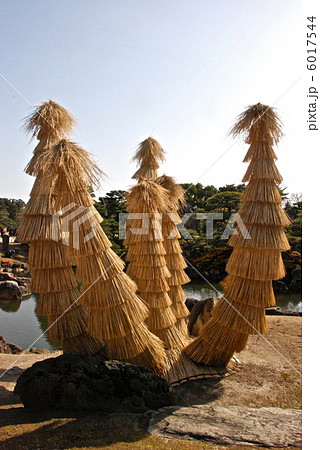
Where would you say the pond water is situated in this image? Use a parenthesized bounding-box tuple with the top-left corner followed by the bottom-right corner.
(0, 282, 302, 350)
(184, 281, 302, 312)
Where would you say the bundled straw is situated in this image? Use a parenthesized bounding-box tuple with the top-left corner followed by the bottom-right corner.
(24, 100, 76, 177)
(44, 139, 166, 372)
(125, 178, 189, 353)
(156, 175, 191, 337)
(18, 101, 105, 355)
(132, 137, 166, 181)
(184, 103, 291, 365)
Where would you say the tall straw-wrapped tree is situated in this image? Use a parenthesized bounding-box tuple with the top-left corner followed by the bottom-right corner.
(18, 101, 105, 354)
(125, 179, 189, 356)
(126, 137, 165, 284)
(156, 175, 190, 337)
(38, 139, 166, 371)
(184, 103, 291, 365)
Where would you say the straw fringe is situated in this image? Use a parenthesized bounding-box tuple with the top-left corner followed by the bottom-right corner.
(137, 278, 170, 293)
(30, 267, 78, 293)
(157, 326, 189, 350)
(237, 202, 291, 226)
(226, 247, 286, 280)
(243, 142, 277, 162)
(242, 159, 283, 183)
(241, 179, 282, 203)
(229, 224, 290, 250)
(142, 291, 173, 308)
(168, 285, 187, 303)
(221, 275, 276, 307)
(75, 253, 124, 284)
(88, 302, 149, 340)
(146, 307, 178, 330)
(28, 240, 72, 269)
(23, 194, 56, 216)
(18, 215, 59, 242)
(126, 241, 166, 256)
(211, 298, 267, 334)
(61, 333, 105, 355)
(171, 301, 190, 319)
(37, 288, 80, 316)
(79, 274, 138, 308)
(175, 318, 190, 337)
(133, 265, 172, 280)
(68, 227, 112, 256)
(167, 270, 191, 286)
(164, 253, 188, 270)
(47, 305, 89, 341)
(184, 325, 248, 366)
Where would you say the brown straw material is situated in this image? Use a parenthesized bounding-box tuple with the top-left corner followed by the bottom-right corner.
(131, 137, 166, 181)
(184, 102, 291, 366)
(156, 175, 190, 338)
(18, 100, 106, 355)
(47, 138, 166, 371)
(24, 100, 76, 177)
(125, 178, 189, 353)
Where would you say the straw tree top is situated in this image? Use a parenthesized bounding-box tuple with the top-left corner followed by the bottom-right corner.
(229, 102, 283, 145)
(132, 137, 166, 180)
(24, 100, 77, 177)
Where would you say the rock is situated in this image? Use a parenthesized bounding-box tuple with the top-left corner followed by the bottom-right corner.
(0, 336, 23, 354)
(272, 280, 288, 293)
(14, 352, 176, 412)
(187, 298, 218, 336)
(5, 366, 24, 376)
(0, 274, 30, 298)
(265, 307, 302, 317)
(0, 280, 22, 299)
(0, 273, 16, 281)
(148, 405, 302, 448)
(290, 268, 302, 291)
(185, 298, 198, 312)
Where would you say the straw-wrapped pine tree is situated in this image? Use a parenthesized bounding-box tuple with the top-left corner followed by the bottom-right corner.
(38, 139, 166, 371)
(156, 175, 190, 338)
(125, 137, 165, 285)
(18, 101, 105, 354)
(184, 103, 291, 365)
(125, 178, 189, 354)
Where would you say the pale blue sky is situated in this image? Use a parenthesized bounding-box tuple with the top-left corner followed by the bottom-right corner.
(0, 0, 302, 201)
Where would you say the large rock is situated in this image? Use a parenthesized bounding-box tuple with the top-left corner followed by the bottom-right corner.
(14, 352, 175, 412)
(187, 298, 218, 336)
(0, 273, 30, 299)
(148, 405, 302, 448)
(0, 280, 22, 299)
(0, 336, 22, 354)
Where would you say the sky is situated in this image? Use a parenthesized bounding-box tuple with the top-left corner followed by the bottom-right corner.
(0, 0, 304, 202)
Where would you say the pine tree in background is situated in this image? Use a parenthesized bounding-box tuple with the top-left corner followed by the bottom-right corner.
(18, 101, 105, 354)
(184, 103, 291, 365)
(156, 175, 190, 338)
